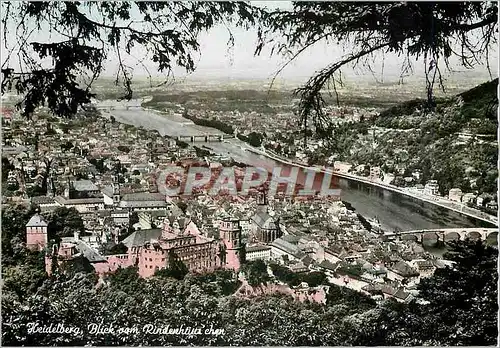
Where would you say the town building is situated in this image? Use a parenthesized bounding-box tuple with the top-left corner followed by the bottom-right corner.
(102, 177, 167, 210)
(245, 245, 272, 261)
(448, 188, 463, 202)
(423, 180, 440, 196)
(369, 166, 381, 180)
(54, 196, 105, 213)
(461, 192, 476, 204)
(46, 232, 123, 276)
(333, 161, 352, 173)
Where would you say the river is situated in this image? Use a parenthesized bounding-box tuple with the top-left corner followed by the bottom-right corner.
(100, 104, 495, 233)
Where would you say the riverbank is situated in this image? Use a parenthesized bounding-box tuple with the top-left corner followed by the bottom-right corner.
(246, 146, 498, 227)
(100, 99, 491, 231)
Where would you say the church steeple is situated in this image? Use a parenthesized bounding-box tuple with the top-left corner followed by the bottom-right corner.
(47, 175, 55, 197)
(112, 175, 121, 205)
(256, 186, 268, 213)
(257, 186, 268, 206)
(64, 177, 74, 199)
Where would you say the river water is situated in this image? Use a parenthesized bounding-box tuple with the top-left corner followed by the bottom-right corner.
(102, 105, 495, 233)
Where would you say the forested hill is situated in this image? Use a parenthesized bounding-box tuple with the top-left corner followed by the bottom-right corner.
(325, 79, 498, 197)
(375, 78, 498, 136)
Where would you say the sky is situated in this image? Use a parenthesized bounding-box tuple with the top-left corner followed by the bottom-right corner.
(2, 1, 498, 84)
(100, 0, 497, 83)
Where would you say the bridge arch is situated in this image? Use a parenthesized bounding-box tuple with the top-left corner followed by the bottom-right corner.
(444, 232, 460, 242)
(466, 231, 482, 240)
(422, 232, 439, 241)
(401, 234, 418, 242)
(486, 231, 498, 244)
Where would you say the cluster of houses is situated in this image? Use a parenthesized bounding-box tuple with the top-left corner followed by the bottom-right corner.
(24, 185, 450, 305)
(6, 107, 449, 305)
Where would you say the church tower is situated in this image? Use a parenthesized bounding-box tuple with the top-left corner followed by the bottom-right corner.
(64, 178, 74, 199)
(256, 187, 268, 213)
(112, 175, 121, 206)
(47, 175, 55, 197)
(219, 217, 243, 271)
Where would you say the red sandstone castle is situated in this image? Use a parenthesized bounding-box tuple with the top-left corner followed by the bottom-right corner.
(27, 213, 244, 278)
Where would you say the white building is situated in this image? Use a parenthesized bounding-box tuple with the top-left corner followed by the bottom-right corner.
(423, 180, 440, 196)
(448, 188, 463, 202)
(462, 193, 476, 204)
(333, 161, 352, 173)
(369, 166, 381, 180)
(245, 245, 271, 262)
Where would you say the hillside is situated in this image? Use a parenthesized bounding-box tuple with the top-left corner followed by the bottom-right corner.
(375, 78, 498, 135)
(321, 79, 498, 198)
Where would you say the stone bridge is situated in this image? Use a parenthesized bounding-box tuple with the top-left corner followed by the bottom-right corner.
(176, 134, 225, 143)
(384, 228, 498, 243)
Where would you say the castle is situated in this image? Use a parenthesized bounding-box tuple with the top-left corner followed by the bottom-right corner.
(30, 212, 244, 278)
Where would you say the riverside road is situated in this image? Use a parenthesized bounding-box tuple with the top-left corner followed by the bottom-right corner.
(101, 102, 497, 233)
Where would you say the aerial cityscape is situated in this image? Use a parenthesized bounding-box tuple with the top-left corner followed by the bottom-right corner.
(1, 1, 498, 346)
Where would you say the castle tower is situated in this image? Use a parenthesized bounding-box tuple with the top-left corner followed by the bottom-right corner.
(26, 213, 48, 251)
(219, 217, 243, 271)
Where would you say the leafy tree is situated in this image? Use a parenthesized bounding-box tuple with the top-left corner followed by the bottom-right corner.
(192, 269, 241, 296)
(242, 259, 270, 286)
(176, 140, 189, 149)
(26, 184, 46, 197)
(1, 205, 37, 265)
(247, 131, 264, 147)
(269, 262, 300, 286)
(117, 145, 131, 153)
(176, 200, 188, 214)
(61, 141, 74, 152)
(106, 266, 141, 288)
(2, 157, 14, 182)
(155, 250, 189, 280)
(89, 157, 106, 173)
(183, 114, 235, 134)
(302, 271, 327, 287)
(42, 206, 85, 240)
(1, 2, 260, 118)
(336, 263, 363, 278)
(59, 254, 96, 277)
(256, 2, 498, 138)
(414, 239, 498, 345)
(6, 181, 19, 192)
(106, 242, 128, 255)
(2, 249, 47, 300)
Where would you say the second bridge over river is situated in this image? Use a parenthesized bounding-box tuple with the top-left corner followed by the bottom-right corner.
(176, 135, 232, 143)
